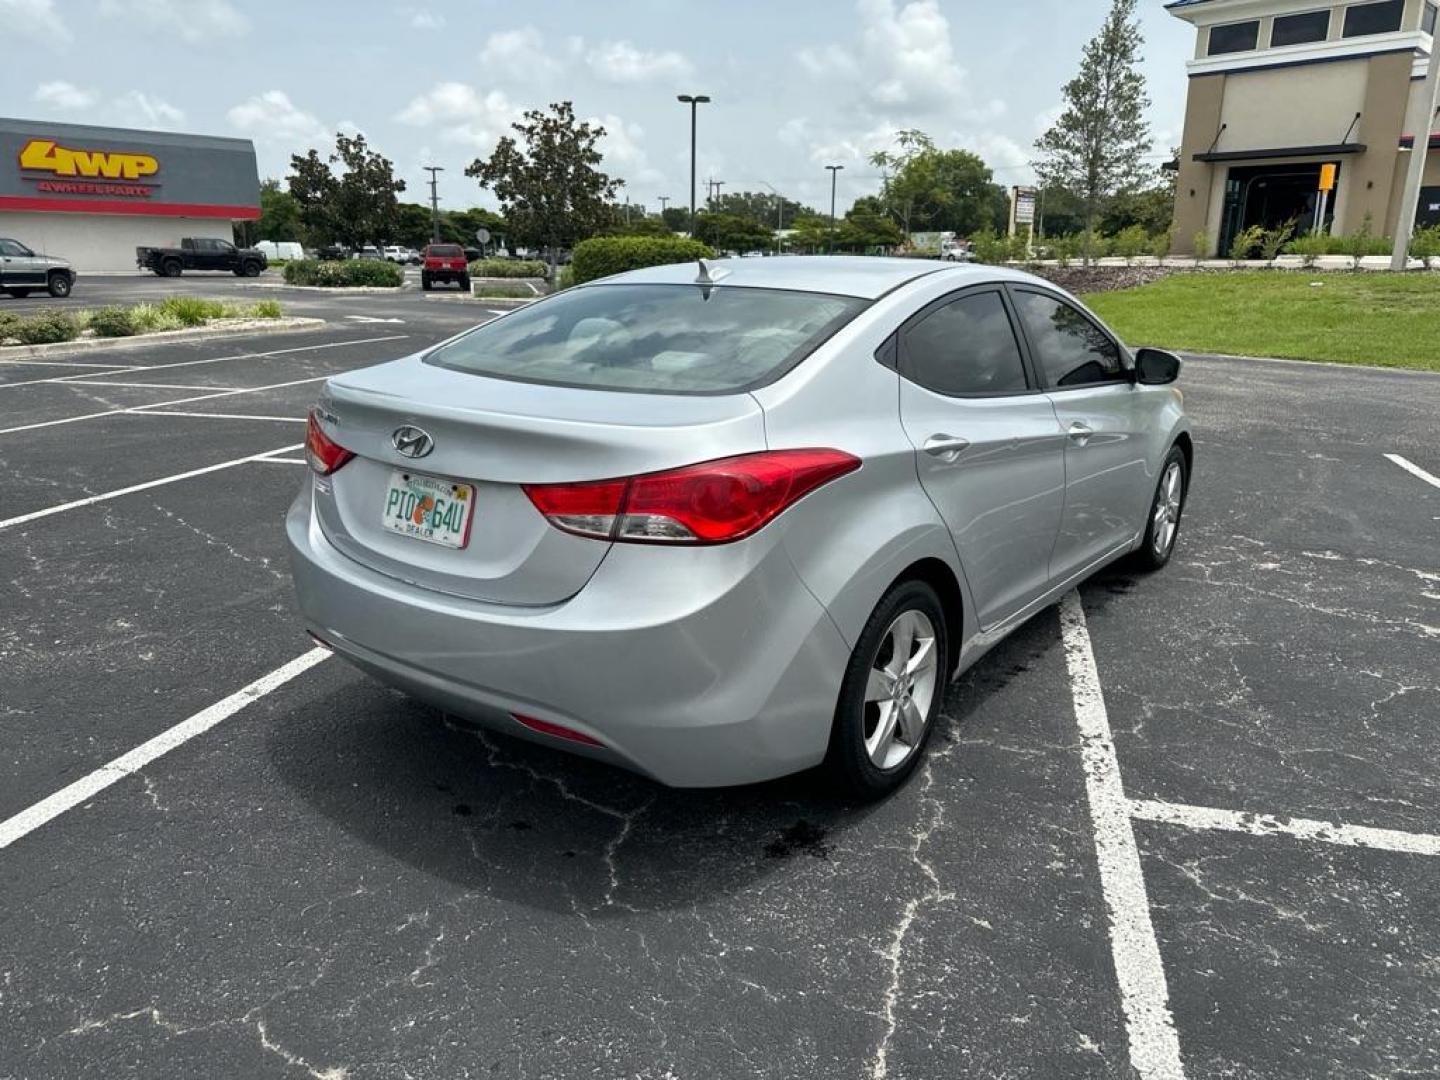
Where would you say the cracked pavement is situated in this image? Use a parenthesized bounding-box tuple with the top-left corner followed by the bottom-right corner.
(1, 292, 1438, 1078)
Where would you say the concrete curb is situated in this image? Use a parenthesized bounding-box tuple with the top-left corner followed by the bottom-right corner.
(232, 282, 410, 293)
(0, 317, 327, 359)
(1184, 350, 1440, 377)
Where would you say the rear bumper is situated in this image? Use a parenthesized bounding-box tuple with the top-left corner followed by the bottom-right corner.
(286, 483, 851, 787)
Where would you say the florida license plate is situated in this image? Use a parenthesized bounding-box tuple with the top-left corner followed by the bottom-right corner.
(381, 469, 475, 549)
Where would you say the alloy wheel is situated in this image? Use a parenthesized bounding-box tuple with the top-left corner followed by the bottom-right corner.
(862, 609, 939, 770)
(1152, 461, 1183, 557)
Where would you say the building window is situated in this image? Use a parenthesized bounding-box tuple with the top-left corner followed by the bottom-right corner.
(1424, 1, 1437, 35)
(1208, 20, 1261, 55)
(1341, 0, 1404, 37)
(1271, 10, 1331, 46)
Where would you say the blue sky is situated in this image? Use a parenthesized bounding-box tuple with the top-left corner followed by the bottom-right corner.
(4, 0, 1196, 214)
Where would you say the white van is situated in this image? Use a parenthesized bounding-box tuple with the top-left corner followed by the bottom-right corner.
(254, 240, 306, 261)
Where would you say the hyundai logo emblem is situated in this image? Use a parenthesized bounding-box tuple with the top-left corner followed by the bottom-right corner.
(391, 425, 434, 459)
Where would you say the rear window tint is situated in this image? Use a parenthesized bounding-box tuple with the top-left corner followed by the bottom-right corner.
(427, 245, 464, 257)
(425, 284, 868, 394)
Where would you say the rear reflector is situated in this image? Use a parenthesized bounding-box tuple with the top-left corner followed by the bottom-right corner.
(522, 448, 861, 545)
(513, 713, 605, 747)
(305, 410, 355, 475)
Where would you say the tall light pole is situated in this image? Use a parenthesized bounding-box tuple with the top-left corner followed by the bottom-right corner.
(826, 164, 844, 254)
(423, 165, 444, 242)
(677, 94, 711, 234)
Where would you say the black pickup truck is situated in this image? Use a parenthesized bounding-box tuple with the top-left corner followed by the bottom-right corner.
(136, 238, 267, 277)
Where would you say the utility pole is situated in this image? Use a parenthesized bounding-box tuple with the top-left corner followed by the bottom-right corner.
(677, 94, 711, 235)
(711, 180, 724, 209)
(758, 180, 784, 253)
(1391, 39, 1440, 270)
(423, 165, 444, 242)
(826, 165, 844, 254)
(658, 195, 670, 218)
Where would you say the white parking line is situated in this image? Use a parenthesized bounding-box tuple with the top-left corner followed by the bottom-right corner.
(0, 443, 301, 531)
(1384, 453, 1440, 490)
(135, 410, 306, 423)
(1129, 798, 1440, 857)
(1059, 591, 1187, 1080)
(254, 456, 307, 464)
(0, 359, 144, 369)
(72, 381, 245, 391)
(0, 334, 407, 391)
(0, 375, 330, 436)
(0, 648, 330, 851)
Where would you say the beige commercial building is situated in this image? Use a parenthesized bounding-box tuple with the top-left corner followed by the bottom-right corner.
(1169, 0, 1439, 253)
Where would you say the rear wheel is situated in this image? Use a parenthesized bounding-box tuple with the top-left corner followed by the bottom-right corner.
(162, 258, 182, 277)
(1131, 446, 1187, 572)
(824, 579, 947, 800)
(46, 273, 71, 298)
(421, 273, 433, 291)
(458, 275, 471, 291)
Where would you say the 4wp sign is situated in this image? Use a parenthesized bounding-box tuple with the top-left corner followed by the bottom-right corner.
(18, 138, 160, 198)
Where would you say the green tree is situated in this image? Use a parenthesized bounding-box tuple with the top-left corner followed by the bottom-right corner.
(660, 206, 691, 233)
(256, 178, 302, 242)
(870, 130, 1009, 239)
(785, 215, 832, 253)
(692, 212, 773, 252)
(1034, 0, 1153, 262)
(466, 101, 622, 278)
(286, 132, 406, 248)
(837, 207, 903, 251)
(712, 190, 814, 231)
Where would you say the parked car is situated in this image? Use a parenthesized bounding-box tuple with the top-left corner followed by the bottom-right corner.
(420, 243, 470, 291)
(383, 245, 421, 265)
(0, 237, 75, 297)
(289, 257, 1191, 798)
(353, 246, 385, 261)
(136, 238, 267, 277)
(941, 241, 976, 262)
(255, 240, 306, 262)
(315, 244, 351, 261)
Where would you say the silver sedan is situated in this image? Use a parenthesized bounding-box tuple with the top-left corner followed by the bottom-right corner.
(288, 256, 1190, 798)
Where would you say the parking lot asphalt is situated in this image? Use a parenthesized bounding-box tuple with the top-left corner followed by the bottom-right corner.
(1, 283, 1437, 1080)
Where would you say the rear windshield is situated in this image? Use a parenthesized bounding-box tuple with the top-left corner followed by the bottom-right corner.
(424, 283, 868, 394)
(427, 245, 464, 257)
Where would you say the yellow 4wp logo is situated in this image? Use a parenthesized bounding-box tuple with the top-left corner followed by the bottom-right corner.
(19, 139, 159, 181)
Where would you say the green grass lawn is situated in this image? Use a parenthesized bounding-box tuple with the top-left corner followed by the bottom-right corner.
(1082, 272, 1440, 372)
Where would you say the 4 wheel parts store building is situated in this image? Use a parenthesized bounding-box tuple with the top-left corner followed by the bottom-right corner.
(1168, 0, 1440, 254)
(0, 117, 260, 273)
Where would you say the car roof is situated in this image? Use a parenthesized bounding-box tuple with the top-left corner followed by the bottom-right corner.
(596, 255, 1011, 300)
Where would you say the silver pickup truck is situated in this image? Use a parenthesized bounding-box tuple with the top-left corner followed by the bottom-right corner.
(0, 238, 75, 298)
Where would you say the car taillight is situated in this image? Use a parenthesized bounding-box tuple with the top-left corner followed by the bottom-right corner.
(305, 410, 354, 475)
(522, 449, 860, 544)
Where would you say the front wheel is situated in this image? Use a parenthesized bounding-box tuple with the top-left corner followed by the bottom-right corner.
(824, 580, 948, 800)
(1132, 446, 1188, 572)
(47, 274, 71, 298)
(162, 258, 182, 278)
(243, 261, 262, 277)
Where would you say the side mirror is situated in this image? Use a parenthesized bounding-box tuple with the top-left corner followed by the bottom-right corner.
(1133, 347, 1182, 385)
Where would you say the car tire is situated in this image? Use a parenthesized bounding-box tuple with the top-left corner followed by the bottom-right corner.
(824, 579, 948, 800)
(243, 261, 262, 277)
(458, 275, 471, 291)
(1131, 445, 1188, 572)
(162, 258, 182, 277)
(421, 274, 433, 291)
(46, 274, 71, 298)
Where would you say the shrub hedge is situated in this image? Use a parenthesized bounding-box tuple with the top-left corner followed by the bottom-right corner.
(11, 311, 80, 345)
(283, 259, 404, 287)
(89, 306, 139, 337)
(468, 258, 547, 278)
(571, 236, 714, 285)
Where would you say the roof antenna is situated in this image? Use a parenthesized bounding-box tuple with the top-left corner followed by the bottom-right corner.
(696, 258, 713, 284)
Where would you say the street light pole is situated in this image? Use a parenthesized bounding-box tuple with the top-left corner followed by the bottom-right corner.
(423, 165, 444, 242)
(1391, 41, 1440, 270)
(826, 165, 844, 254)
(676, 94, 711, 235)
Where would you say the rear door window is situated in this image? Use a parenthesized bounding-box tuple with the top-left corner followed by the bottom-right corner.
(1010, 289, 1125, 389)
(900, 289, 1030, 396)
(426, 283, 868, 394)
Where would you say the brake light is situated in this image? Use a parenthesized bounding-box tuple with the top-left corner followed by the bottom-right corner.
(522, 449, 860, 544)
(305, 410, 355, 475)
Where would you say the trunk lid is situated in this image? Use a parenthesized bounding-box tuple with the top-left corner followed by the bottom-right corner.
(312, 353, 767, 605)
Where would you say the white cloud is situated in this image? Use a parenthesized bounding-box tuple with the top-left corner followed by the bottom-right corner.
(479, 26, 557, 78)
(2, 0, 71, 46)
(99, 0, 248, 41)
(34, 80, 96, 110)
(584, 40, 693, 84)
(227, 90, 328, 146)
(108, 91, 186, 130)
(395, 83, 522, 153)
(593, 114, 662, 186)
(403, 6, 444, 29)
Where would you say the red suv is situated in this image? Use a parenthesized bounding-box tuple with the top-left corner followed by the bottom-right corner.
(421, 244, 470, 291)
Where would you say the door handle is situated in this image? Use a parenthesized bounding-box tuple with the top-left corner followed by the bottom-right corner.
(923, 434, 970, 463)
(1067, 421, 1094, 446)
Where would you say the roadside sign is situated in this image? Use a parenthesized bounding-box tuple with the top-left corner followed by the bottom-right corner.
(1013, 187, 1037, 225)
(475, 227, 491, 244)
(1319, 164, 1337, 192)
